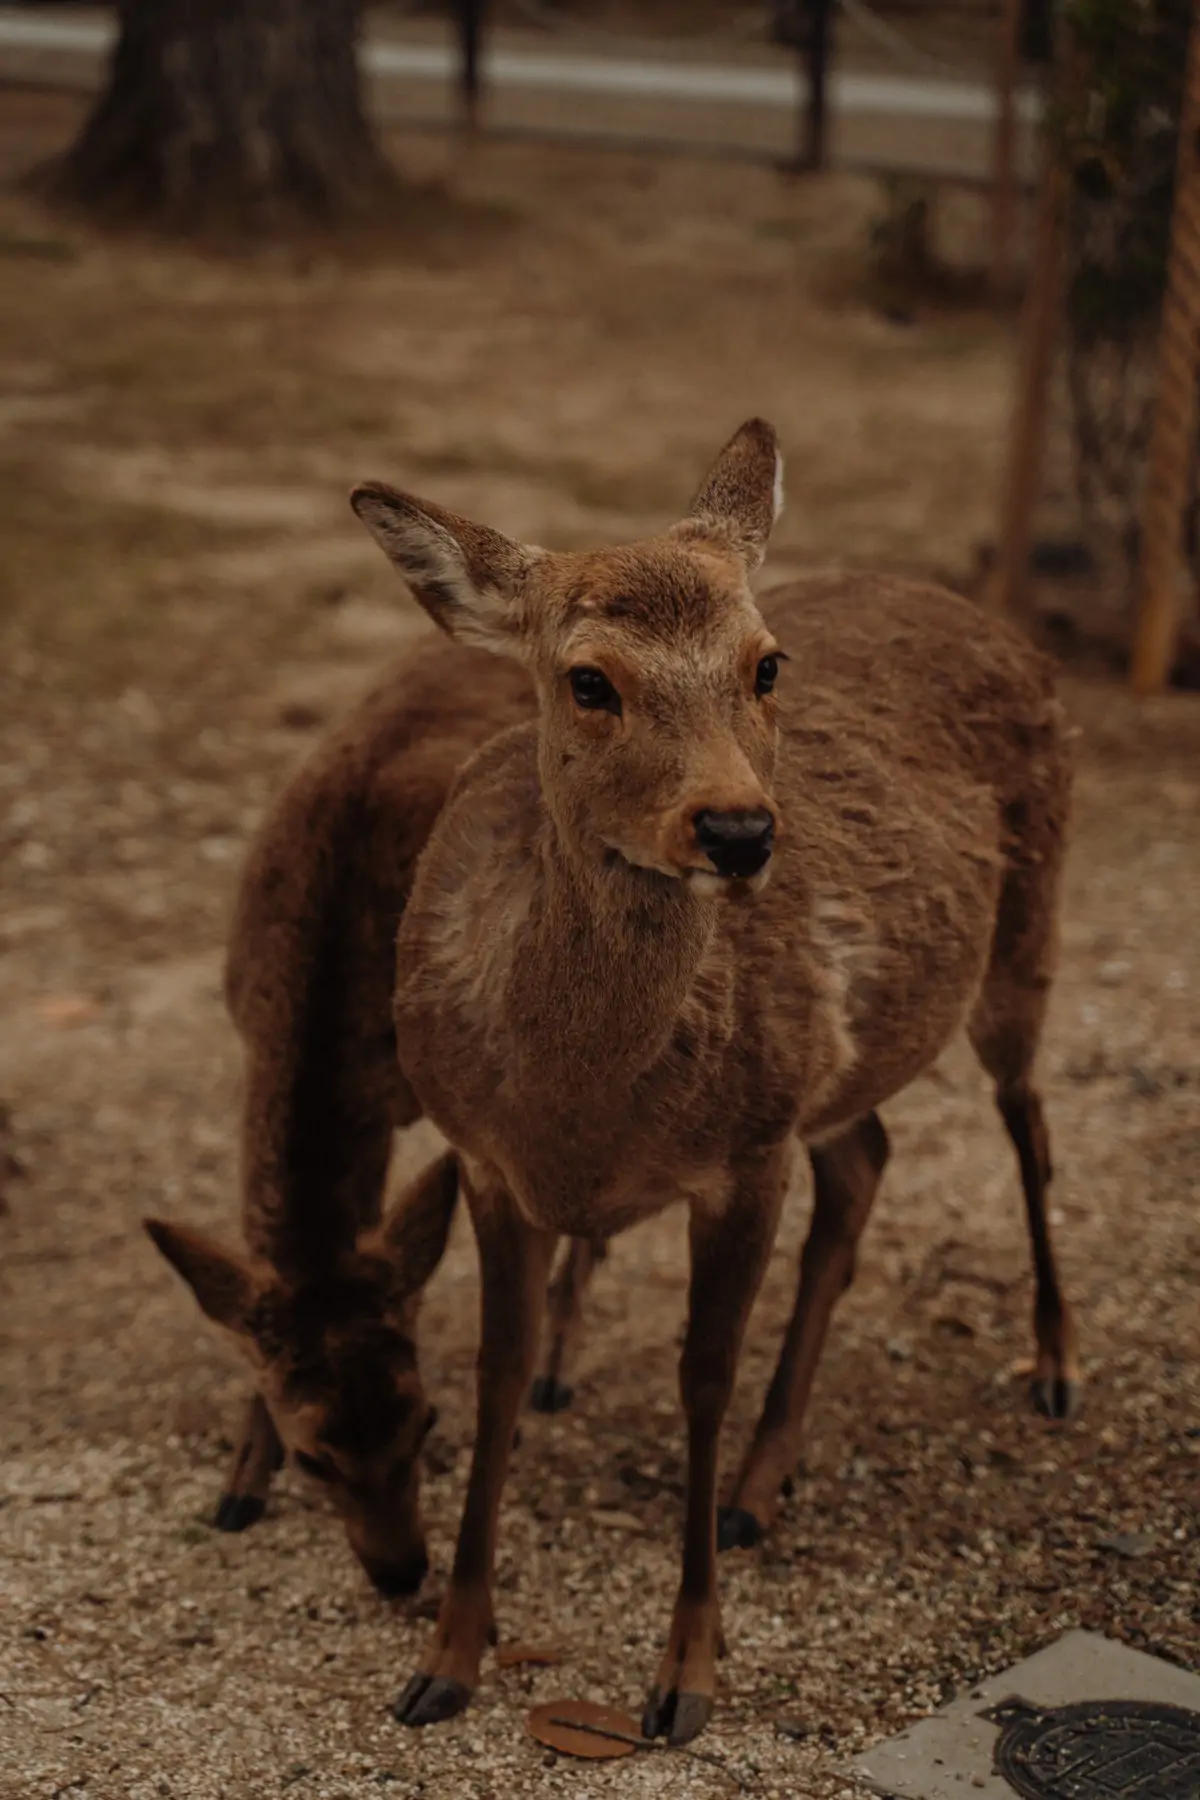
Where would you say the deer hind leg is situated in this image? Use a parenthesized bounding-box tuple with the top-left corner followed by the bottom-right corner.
(718, 1112, 889, 1552)
(396, 1176, 557, 1728)
(643, 1149, 787, 1747)
(530, 1237, 607, 1414)
(967, 790, 1078, 1420)
(215, 1393, 284, 1532)
(968, 986, 1078, 1421)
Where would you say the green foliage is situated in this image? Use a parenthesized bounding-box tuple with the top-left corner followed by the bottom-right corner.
(1041, 0, 1194, 596)
(1058, 0, 1189, 348)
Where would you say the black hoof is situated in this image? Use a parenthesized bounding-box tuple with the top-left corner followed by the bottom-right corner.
(1033, 1376, 1079, 1421)
(529, 1375, 574, 1414)
(214, 1494, 266, 1532)
(717, 1505, 765, 1552)
(642, 1687, 713, 1746)
(394, 1673, 472, 1727)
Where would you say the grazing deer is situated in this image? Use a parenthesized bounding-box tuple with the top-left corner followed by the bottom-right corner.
(351, 417, 1076, 1744)
(144, 640, 534, 1596)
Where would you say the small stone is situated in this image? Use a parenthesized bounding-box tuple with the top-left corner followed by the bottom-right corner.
(1096, 959, 1130, 986)
(199, 835, 237, 863)
(933, 1315, 975, 1340)
(1096, 1531, 1156, 1559)
(775, 1717, 813, 1740)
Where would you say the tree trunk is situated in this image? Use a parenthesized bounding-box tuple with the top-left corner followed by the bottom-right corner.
(37, 0, 397, 237)
(1131, 2, 1200, 695)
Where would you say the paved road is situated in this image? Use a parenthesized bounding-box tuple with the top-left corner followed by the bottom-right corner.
(0, 4, 1039, 176)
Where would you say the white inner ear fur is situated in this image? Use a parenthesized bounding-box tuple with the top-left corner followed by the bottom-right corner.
(772, 448, 785, 526)
(380, 510, 518, 653)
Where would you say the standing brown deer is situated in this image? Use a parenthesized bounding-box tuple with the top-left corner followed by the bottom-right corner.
(352, 417, 1077, 1744)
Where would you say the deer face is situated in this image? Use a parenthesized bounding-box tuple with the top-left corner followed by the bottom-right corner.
(524, 542, 782, 887)
(250, 1261, 438, 1596)
(352, 419, 787, 894)
(146, 1154, 459, 1597)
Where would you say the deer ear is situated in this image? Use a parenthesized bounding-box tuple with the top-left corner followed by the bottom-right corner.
(350, 483, 539, 654)
(377, 1152, 460, 1302)
(671, 417, 783, 572)
(144, 1219, 262, 1334)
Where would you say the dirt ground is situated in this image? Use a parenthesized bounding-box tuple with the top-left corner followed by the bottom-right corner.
(2, 93, 1199, 1800)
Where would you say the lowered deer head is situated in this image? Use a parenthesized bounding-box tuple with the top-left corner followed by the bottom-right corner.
(145, 1152, 458, 1596)
(352, 417, 785, 896)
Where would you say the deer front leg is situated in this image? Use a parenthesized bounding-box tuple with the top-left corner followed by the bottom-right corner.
(395, 1179, 556, 1728)
(215, 1392, 284, 1532)
(530, 1237, 607, 1414)
(643, 1153, 787, 1747)
(720, 1112, 889, 1550)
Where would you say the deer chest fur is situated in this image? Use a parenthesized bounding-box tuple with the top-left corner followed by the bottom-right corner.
(394, 719, 1006, 1236)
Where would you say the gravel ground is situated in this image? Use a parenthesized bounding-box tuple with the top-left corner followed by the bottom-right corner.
(2, 95, 1199, 1800)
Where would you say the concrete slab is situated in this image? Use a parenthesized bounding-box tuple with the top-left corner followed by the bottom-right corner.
(850, 1630, 1200, 1800)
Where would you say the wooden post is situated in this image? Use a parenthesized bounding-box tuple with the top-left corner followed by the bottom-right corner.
(991, 0, 1023, 297)
(804, 0, 833, 174)
(458, 0, 484, 131)
(778, 0, 834, 176)
(1130, 6, 1200, 696)
(984, 44, 1075, 619)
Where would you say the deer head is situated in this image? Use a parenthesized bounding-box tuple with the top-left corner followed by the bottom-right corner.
(351, 420, 786, 893)
(144, 1154, 458, 1596)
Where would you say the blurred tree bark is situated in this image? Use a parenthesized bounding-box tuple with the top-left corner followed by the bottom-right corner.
(37, 0, 397, 236)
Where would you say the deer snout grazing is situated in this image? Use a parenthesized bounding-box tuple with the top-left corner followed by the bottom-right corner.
(693, 807, 775, 880)
(363, 1545, 430, 1599)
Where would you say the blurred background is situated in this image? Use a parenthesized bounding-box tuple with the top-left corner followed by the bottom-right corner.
(1, 4, 1198, 1797)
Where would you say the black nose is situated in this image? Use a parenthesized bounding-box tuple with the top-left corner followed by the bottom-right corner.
(693, 809, 775, 880)
(366, 1548, 429, 1598)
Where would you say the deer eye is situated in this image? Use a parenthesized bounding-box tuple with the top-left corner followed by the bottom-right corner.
(755, 654, 780, 697)
(568, 666, 620, 715)
(294, 1449, 338, 1484)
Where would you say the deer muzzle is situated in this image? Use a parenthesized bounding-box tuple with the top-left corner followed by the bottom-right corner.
(692, 807, 776, 880)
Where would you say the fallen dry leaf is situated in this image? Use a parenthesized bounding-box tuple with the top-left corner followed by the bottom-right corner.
(525, 1699, 644, 1760)
(589, 1509, 645, 1532)
(31, 994, 102, 1026)
(496, 1641, 564, 1669)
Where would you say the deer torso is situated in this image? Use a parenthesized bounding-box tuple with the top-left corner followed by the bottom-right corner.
(393, 582, 1025, 1235)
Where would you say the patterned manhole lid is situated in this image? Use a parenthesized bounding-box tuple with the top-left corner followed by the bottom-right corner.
(984, 1697, 1200, 1800)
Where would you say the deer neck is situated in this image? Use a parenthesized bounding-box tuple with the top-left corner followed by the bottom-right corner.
(508, 823, 718, 1096)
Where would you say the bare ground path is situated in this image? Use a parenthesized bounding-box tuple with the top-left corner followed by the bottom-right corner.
(1, 92, 1198, 1800)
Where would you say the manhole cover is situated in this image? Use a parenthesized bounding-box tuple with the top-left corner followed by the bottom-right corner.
(985, 1697, 1200, 1799)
